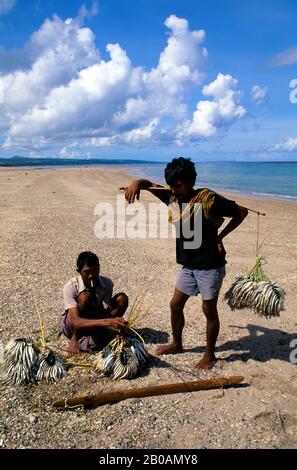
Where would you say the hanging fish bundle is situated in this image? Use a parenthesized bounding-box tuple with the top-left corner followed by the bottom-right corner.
(0, 338, 68, 386)
(224, 255, 286, 318)
(94, 335, 150, 380)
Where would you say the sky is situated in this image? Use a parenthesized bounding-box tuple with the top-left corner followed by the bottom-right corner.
(0, 0, 297, 161)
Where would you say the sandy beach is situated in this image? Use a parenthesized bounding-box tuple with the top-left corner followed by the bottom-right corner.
(0, 166, 297, 449)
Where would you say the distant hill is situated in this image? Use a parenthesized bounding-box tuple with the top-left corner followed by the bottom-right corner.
(0, 156, 165, 167)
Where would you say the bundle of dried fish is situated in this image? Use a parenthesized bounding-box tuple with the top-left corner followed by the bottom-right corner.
(94, 335, 150, 380)
(248, 281, 285, 317)
(93, 290, 152, 380)
(130, 338, 150, 368)
(0, 338, 39, 386)
(224, 256, 286, 318)
(36, 351, 68, 384)
(0, 337, 68, 386)
(224, 277, 254, 311)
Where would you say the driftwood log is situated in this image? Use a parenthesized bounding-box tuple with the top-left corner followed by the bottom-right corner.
(53, 376, 245, 410)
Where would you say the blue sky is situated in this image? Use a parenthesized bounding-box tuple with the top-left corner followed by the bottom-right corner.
(0, 0, 297, 161)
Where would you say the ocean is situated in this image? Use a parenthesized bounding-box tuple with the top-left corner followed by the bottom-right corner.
(1, 157, 297, 201)
(131, 162, 297, 201)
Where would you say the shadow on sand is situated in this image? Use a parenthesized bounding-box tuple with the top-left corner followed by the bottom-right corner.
(184, 323, 297, 364)
(136, 327, 169, 345)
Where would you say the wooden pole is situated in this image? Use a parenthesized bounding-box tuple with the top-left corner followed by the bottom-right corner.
(53, 375, 245, 410)
(119, 187, 266, 216)
(247, 208, 266, 216)
(119, 186, 169, 192)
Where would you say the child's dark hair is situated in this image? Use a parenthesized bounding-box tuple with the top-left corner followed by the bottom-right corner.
(77, 251, 100, 271)
(164, 157, 197, 186)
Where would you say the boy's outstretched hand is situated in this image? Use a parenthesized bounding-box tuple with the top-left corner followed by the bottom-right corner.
(125, 181, 141, 204)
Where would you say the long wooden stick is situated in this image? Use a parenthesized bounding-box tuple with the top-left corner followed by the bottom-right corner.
(120, 186, 169, 192)
(119, 187, 266, 216)
(53, 375, 244, 410)
(244, 208, 266, 216)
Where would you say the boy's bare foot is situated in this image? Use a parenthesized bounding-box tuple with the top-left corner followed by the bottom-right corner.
(193, 353, 217, 370)
(155, 343, 183, 356)
(68, 337, 80, 357)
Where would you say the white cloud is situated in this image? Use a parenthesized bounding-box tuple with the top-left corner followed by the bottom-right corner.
(1, 15, 99, 114)
(0, 46, 32, 75)
(88, 120, 160, 147)
(178, 73, 246, 139)
(270, 138, 297, 151)
(0, 12, 247, 154)
(144, 15, 207, 97)
(0, 0, 16, 15)
(268, 46, 297, 68)
(251, 85, 268, 105)
(113, 98, 149, 127)
(8, 42, 132, 139)
(90, 137, 113, 147)
(59, 146, 80, 158)
(78, 1, 99, 23)
(122, 118, 159, 143)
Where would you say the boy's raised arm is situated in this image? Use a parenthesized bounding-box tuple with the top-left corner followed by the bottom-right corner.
(125, 179, 171, 204)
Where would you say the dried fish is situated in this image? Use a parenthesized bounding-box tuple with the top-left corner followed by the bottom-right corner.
(0, 339, 39, 386)
(0, 338, 68, 386)
(224, 256, 286, 318)
(36, 351, 68, 384)
(93, 335, 150, 380)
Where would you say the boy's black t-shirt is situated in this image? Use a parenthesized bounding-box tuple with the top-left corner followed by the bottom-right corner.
(151, 187, 239, 270)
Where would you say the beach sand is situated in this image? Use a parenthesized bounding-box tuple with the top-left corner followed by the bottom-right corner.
(0, 166, 297, 449)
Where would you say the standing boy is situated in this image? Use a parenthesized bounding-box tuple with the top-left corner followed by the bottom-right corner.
(125, 158, 248, 369)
